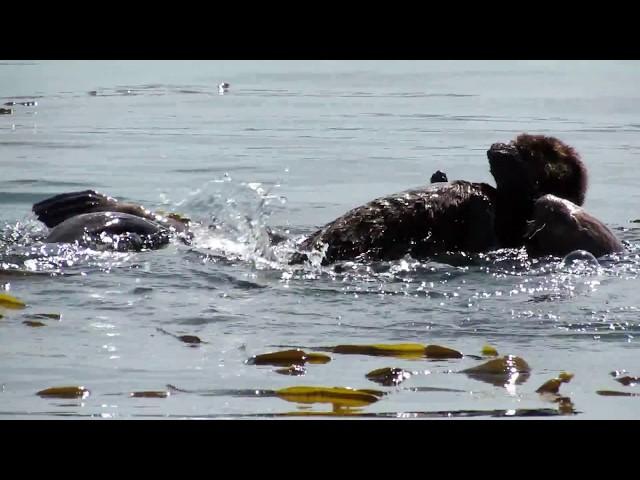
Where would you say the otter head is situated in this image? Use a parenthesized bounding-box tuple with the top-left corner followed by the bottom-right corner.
(487, 134, 587, 206)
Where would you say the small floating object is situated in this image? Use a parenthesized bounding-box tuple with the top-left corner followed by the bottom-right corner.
(246, 349, 331, 366)
(23, 320, 46, 327)
(177, 335, 203, 345)
(37, 386, 90, 399)
(0, 293, 27, 309)
(461, 355, 531, 386)
(275, 365, 307, 376)
(614, 376, 639, 386)
(481, 344, 499, 357)
(424, 344, 463, 359)
(554, 396, 576, 415)
(536, 372, 574, 394)
(329, 343, 462, 359)
(4, 101, 37, 106)
(24, 313, 61, 320)
(129, 391, 170, 398)
(366, 367, 411, 386)
(0, 107, 13, 115)
(218, 82, 230, 95)
(275, 386, 383, 408)
(596, 390, 639, 397)
(155, 327, 206, 346)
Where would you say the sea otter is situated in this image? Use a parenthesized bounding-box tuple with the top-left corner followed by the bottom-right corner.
(524, 194, 623, 258)
(292, 134, 595, 265)
(32, 190, 191, 251)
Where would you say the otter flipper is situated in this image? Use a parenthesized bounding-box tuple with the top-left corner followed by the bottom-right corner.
(32, 190, 122, 228)
(430, 170, 448, 183)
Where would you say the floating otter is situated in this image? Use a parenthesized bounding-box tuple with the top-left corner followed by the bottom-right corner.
(32, 190, 191, 251)
(32, 189, 286, 251)
(292, 134, 597, 265)
(524, 195, 623, 258)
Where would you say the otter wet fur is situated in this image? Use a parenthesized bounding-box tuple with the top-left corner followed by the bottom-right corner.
(293, 134, 606, 265)
(32, 190, 192, 250)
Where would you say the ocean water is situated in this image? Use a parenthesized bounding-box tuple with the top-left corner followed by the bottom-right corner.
(1, 60, 639, 419)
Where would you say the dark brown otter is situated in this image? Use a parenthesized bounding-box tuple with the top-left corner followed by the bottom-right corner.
(524, 195, 623, 258)
(32, 190, 191, 250)
(292, 134, 592, 265)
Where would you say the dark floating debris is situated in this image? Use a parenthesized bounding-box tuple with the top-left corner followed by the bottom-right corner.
(596, 390, 639, 397)
(615, 376, 640, 387)
(0, 107, 13, 114)
(156, 327, 206, 346)
(536, 372, 574, 394)
(37, 386, 90, 399)
(23, 313, 61, 321)
(177, 335, 203, 345)
(366, 367, 412, 386)
(129, 391, 170, 398)
(4, 101, 37, 107)
(610, 370, 639, 386)
(23, 320, 46, 327)
(275, 365, 307, 376)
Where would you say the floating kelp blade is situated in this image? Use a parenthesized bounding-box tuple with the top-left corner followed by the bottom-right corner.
(536, 372, 574, 394)
(481, 344, 499, 357)
(275, 386, 384, 408)
(305, 353, 332, 364)
(0, 293, 27, 309)
(328, 343, 462, 359)
(247, 349, 331, 366)
(424, 345, 463, 359)
(461, 355, 531, 386)
(129, 391, 170, 398)
(596, 390, 639, 397)
(23, 313, 61, 320)
(37, 386, 90, 399)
